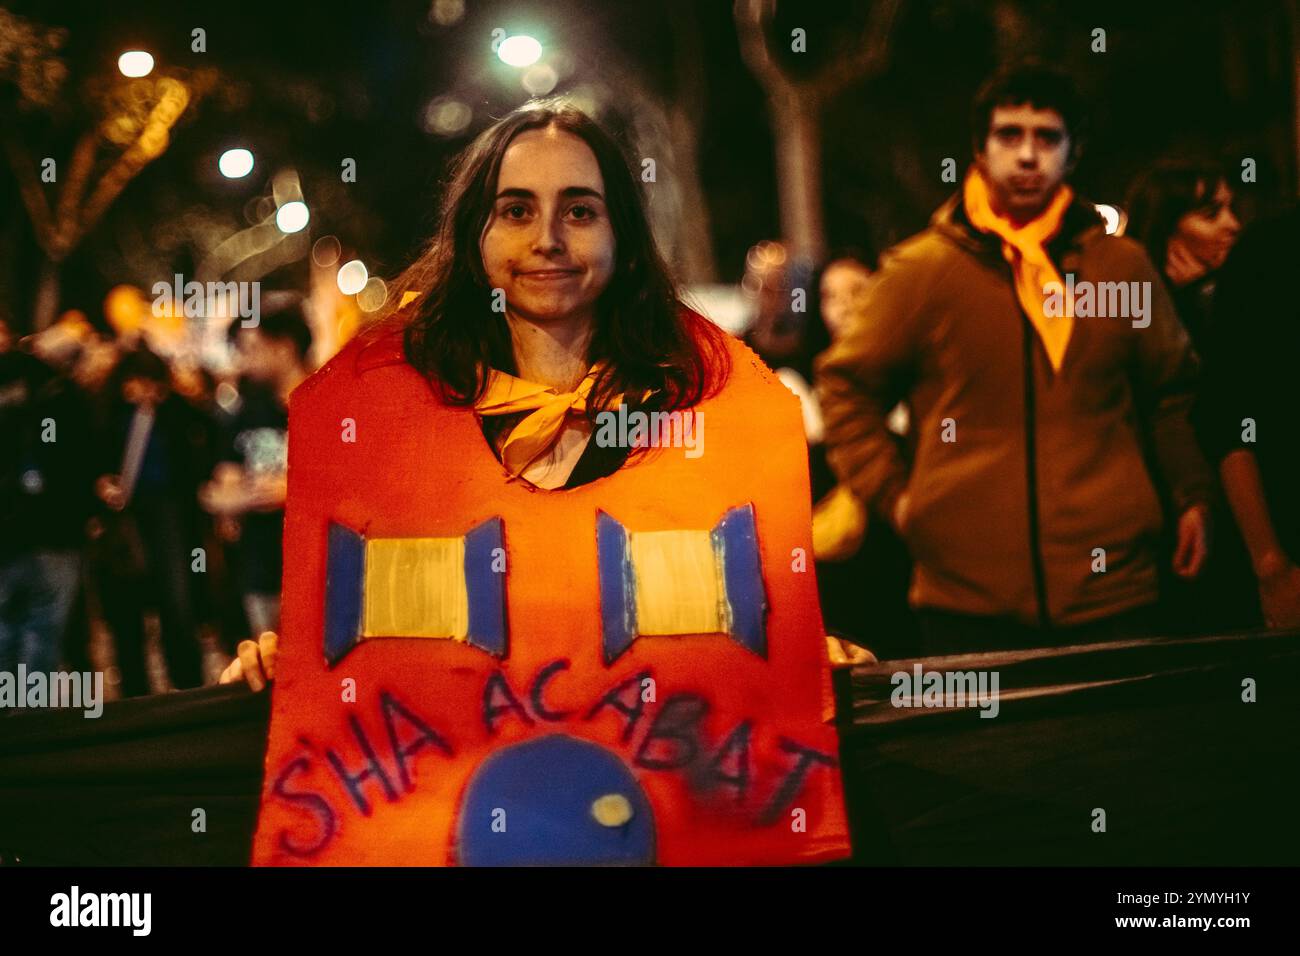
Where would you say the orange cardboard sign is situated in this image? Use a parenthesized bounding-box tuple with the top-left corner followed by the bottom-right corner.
(252, 314, 849, 865)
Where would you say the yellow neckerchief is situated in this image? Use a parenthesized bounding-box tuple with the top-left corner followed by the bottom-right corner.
(475, 364, 615, 478)
(963, 169, 1075, 371)
(396, 290, 614, 477)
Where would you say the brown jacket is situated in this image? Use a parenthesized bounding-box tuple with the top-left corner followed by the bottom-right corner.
(815, 193, 1214, 627)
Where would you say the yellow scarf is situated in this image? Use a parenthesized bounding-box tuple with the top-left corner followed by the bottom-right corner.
(475, 364, 612, 478)
(396, 291, 615, 477)
(963, 170, 1075, 371)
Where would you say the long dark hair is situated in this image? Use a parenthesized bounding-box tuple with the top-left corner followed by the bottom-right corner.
(390, 101, 729, 419)
(1125, 158, 1231, 276)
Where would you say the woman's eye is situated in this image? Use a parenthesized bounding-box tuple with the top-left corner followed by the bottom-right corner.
(503, 204, 529, 220)
(567, 204, 596, 221)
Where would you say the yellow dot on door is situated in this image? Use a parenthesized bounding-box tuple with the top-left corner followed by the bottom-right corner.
(591, 793, 633, 827)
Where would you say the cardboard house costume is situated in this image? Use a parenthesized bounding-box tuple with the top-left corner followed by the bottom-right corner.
(252, 311, 850, 865)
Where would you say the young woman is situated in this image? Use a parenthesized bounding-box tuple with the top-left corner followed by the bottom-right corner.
(226, 102, 850, 866)
(1126, 159, 1256, 634)
(1125, 158, 1241, 349)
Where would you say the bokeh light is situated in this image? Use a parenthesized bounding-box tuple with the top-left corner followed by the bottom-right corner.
(497, 35, 542, 67)
(218, 148, 254, 179)
(358, 276, 388, 312)
(423, 96, 472, 136)
(337, 259, 369, 295)
(521, 63, 558, 96)
(117, 50, 154, 77)
(312, 235, 342, 268)
(429, 0, 465, 26)
(1095, 203, 1127, 236)
(275, 200, 310, 234)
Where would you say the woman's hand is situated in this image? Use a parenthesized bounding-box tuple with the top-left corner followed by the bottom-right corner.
(1165, 236, 1209, 287)
(219, 631, 279, 691)
(826, 634, 875, 668)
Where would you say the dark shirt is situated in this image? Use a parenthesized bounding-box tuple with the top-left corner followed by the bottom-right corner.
(222, 383, 289, 593)
(1196, 208, 1300, 561)
(0, 352, 96, 558)
(100, 394, 213, 504)
(1169, 274, 1217, 356)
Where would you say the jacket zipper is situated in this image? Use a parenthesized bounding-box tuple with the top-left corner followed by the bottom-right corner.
(1020, 309, 1051, 629)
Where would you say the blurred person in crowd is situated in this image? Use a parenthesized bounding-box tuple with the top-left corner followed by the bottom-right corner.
(71, 332, 121, 395)
(28, 314, 106, 676)
(740, 244, 873, 665)
(742, 240, 831, 386)
(817, 62, 1214, 654)
(808, 251, 877, 494)
(199, 302, 312, 638)
(0, 318, 96, 679)
(168, 360, 245, 658)
(1125, 158, 1241, 350)
(809, 251, 919, 661)
(818, 252, 876, 341)
(1127, 158, 1256, 632)
(1196, 208, 1300, 628)
(93, 347, 213, 695)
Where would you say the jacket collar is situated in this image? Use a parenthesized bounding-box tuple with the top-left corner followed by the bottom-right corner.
(931, 186, 1105, 261)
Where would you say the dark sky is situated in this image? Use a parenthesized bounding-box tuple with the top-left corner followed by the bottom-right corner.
(2, 0, 1295, 328)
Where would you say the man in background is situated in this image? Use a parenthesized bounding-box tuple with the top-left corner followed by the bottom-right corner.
(816, 62, 1214, 653)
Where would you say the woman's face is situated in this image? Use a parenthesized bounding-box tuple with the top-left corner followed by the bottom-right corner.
(480, 126, 616, 326)
(819, 259, 874, 340)
(1171, 179, 1241, 274)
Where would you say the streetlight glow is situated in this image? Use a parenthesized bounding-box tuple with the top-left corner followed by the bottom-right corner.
(218, 148, 255, 179)
(118, 51, 155, 77)
(497, 35, 542, 67)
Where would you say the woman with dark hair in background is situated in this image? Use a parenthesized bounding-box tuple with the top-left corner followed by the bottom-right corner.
(1126, 158, 1255, 632)
(1125, 158, 1241, 350)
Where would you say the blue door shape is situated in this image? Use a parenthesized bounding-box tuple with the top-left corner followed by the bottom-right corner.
(457, 734, 655, 866)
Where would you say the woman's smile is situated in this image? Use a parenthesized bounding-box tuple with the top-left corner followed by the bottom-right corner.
(516, 267, 583, 281)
